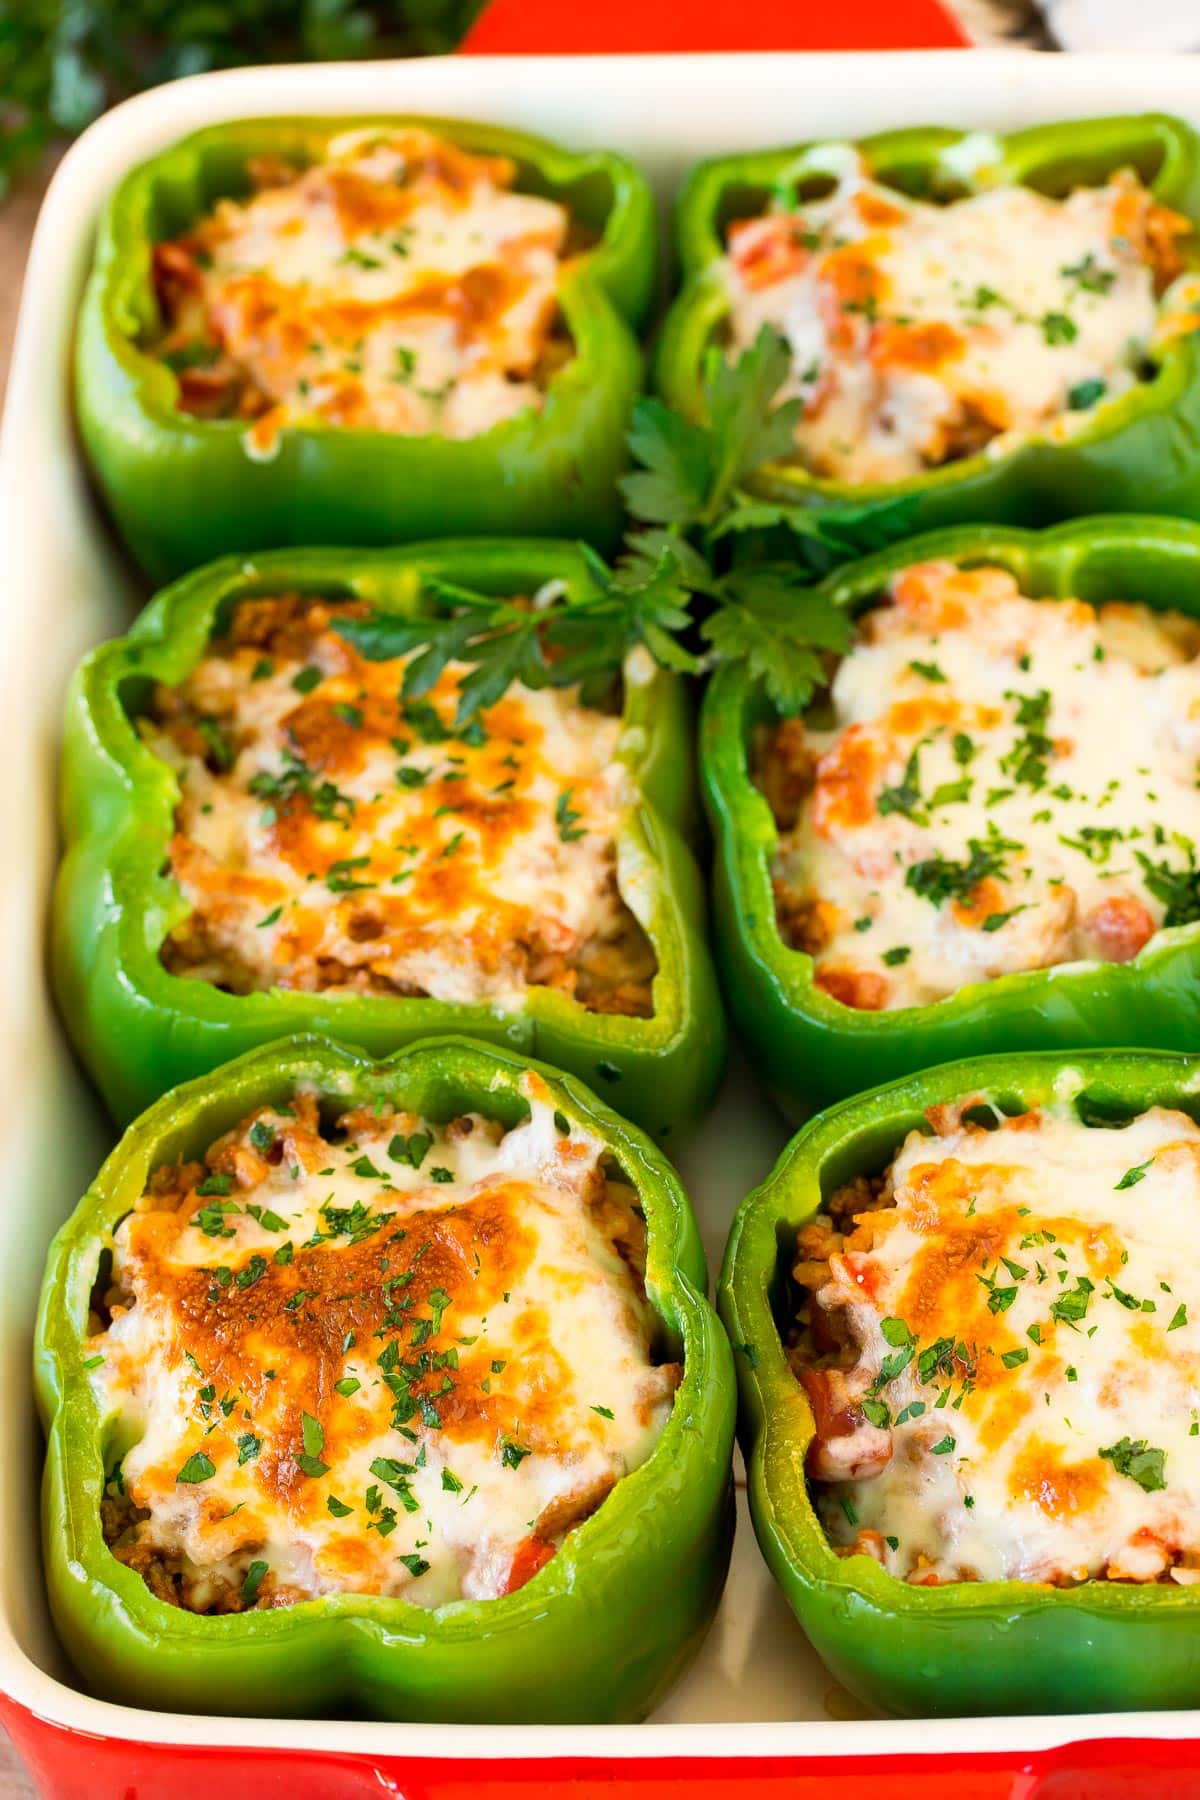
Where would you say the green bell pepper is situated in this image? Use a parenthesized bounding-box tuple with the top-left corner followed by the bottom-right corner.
(701, 515, 1200, 1121)
(719, 1045, 1200, 1717)
(658, 114, 1200, 534)
(76, 116, 656, 582)
(37, 1032, 736, 1721)
(54, 537, 724, 1135)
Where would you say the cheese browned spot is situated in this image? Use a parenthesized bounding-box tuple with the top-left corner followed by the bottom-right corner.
(144, 592, 654, 1012)
(151, 128, 580, 453)
(792, 1094, 1200, 1586)
(88, 1073, 678, 1611)
(762, 560, 1200, 1010)
(723, 146, 1197, 485)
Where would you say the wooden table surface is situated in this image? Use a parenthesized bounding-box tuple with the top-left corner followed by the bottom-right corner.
(0, 7, 1041, 1790)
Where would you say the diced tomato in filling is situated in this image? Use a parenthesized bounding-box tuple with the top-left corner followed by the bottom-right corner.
(503, 1535, 557, 1593)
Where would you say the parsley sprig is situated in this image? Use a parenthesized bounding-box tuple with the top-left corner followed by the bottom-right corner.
(335, 326, 913, 721)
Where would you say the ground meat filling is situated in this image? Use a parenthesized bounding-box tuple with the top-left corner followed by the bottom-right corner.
(143, 592, 655, 1014)
(791, 1095, 1200, 1587)
(150, 127, 584, 454)
(89, 1077, 679, 1612)
(760, 560, 1200, 1011)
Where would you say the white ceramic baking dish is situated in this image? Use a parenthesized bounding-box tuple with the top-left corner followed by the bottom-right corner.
(6, 48, 1200, 1797)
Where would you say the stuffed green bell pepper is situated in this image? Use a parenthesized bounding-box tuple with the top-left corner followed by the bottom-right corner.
(659, 113, 1200, 536)
(76, 116, 656, 581)
(720, 1045, 1200, 1717)
(702, 515, 1200, 1120)
(37, 1032, 736, 1720)
(54, 537, 724, 1135)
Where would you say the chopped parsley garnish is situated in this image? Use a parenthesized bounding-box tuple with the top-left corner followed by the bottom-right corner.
(389, 1130, 432, 1169)
(292, 664, 322, 695)
(555, 788, 586, 842)
(1061, 253, 1115, 294)
(248, 751, 355, 825)
(1115, 1158, 1153, 1190)
(195, 1196, 238, 1236)
(176, 1451, 216, 1484)
(909, 659, 947, 683)
(1136, 839, 1200, 927)
(1067, 377, 1107, 412)
(906, 825, 1021, 909)
(399, 1553, 431, 1578)
(1169, 1304, 1189, 1331)
(1041, 310, 1078, 346)
(245, 1202, 286, 1231)
(930, 1435, 956, 1456)
(327, 1495, 354, 1518)
(326, 856, 375, 894)
(877, 742, 928, 824)
(1059, 825, 1124, 865)
(999, 689, 1053, 791)
(1050, 1275, 1094, 1327)
(981, 906, 1028, 934)
(195, 1172, 234, 1198)
(241, 1560, 269, 1604)
(1099, 1437, 1167, 1493)
(196, 716, 235, 772)
(500, 1438, 532, 1469)
(295, 1412, 329, 1479)
(882, 946, 910, 966)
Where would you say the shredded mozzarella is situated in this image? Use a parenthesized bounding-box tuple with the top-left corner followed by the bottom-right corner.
(89, 1076, 676, 1610)
(723, 151, 1192, 483)
(808, 1099, 1200, 1587)
(767, 561, 1200, 1010)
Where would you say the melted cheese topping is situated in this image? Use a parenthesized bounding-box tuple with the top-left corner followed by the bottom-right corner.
(800, 1096, 1200, 1586)
(152, 128, 574, 451)
(89, 1075, 676, 1610)
(723, 151, 1194, 484)
(145, 593, 653, 1012)
(765, 560, 1200, 1011)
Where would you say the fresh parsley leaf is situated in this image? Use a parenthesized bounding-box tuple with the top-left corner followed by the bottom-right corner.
(699, 566, 852, 716)
(1136, 839, 1200, 927)
(241, 1559, 268, 1605)
(295, 1412, 328, 1478)
(1099, 1436, 1167, 1493)
(176, 1451, 215, 1484)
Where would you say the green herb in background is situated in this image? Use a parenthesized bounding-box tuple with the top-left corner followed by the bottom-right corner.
(0, 0, 487, 196)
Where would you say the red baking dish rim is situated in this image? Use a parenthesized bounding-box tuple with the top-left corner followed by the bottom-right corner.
(5, 1702, 1200, 1799)
(15, 3, 1194, 1795)
(460, 0, 970, 53)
